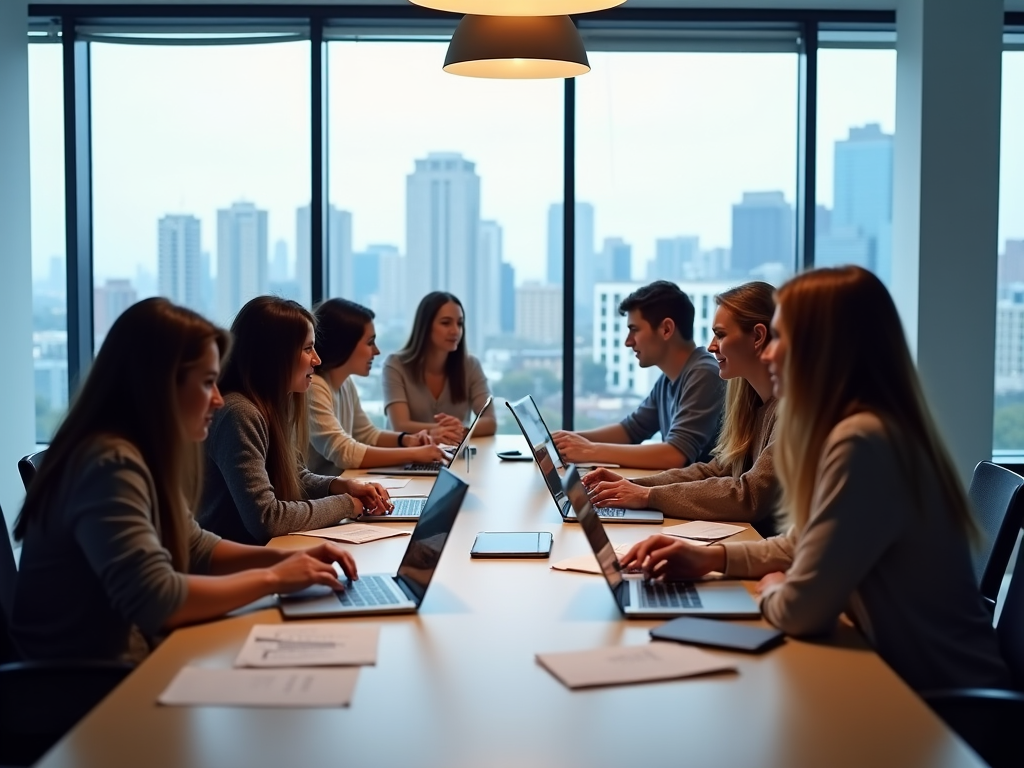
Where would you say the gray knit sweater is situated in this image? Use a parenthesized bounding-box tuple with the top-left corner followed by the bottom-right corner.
(198, 392, 356, 545)
(631, 397, 779, 537)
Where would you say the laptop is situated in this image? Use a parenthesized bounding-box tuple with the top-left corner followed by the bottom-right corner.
(279, 467, 469, 618)
(367, 396, 493, 476)
(561, 464, 760, 618)
(507, 397, 662, 524)
(517, 394, 619, 470)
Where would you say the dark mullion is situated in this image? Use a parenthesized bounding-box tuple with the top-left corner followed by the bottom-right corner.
(561, 77, 576, 431)
(795, 20, 818, 272)
(310, 17, 327, 304)
(62, 15, 94, 394)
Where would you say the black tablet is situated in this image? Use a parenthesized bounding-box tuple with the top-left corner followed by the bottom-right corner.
(649, 616, 784, 653)
(470, 531, 553, 558)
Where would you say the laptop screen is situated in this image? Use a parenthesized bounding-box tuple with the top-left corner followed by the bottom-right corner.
(444, 396, 494, 468)
(396, 467, 469, 602)
(507, 396, 563, 477)
(561, 465, 624, 592)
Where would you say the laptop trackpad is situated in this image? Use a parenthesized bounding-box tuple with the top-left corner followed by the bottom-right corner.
(279, 584, 337, 601)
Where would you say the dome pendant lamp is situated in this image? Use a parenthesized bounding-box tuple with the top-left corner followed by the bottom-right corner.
(443, 15, 590, 79)
(411, 1, 624, 14)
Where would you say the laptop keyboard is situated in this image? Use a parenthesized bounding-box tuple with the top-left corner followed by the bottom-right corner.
(596, 508, 628, 518)
(637, 581, 703, 609)
(404, 461, 442, 471)
(391, 498, 426, 517)
(336, 575, 402, 607)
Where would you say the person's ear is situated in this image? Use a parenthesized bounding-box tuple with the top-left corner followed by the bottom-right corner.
(659, 318, 676, 341)
(752, 323, 768, 352)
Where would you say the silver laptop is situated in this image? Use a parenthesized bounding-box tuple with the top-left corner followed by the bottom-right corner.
(507, 397, 662, 524)
(367, 396, 493, 476)
(279, 467, 468, 618)
(519, 394, 619, 470)
(562, 465, 760, 618)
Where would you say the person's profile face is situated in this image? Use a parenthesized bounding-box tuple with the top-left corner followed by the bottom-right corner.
(429, 301, 464, 354)
(177, 339, 224, 442)
(762, 305, 787, 399)
(709, 306, 765, 382)
(347, 321, 379, 378)
(623, 309, 662, 369)
(289, 323, 321, 394)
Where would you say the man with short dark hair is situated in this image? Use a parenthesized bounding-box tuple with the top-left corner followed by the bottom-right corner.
(553, 280, 725, 469)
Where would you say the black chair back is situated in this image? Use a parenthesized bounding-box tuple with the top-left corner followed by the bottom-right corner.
(0, 504, 19, 664)
(17, 449, 46, 492)
(968, 461, 1024, 606)
(998, 538, 1024, 689)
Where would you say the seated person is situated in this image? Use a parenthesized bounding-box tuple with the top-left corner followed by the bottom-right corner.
(553, 280, 725, 470)
(383, 291, 495, 443)
(198, 296, 392, 546)
(307, 297, 449, 474)
(10, 298, 359, 662)
(622, 266, 1010, 693)
(582, 281, 780, 537)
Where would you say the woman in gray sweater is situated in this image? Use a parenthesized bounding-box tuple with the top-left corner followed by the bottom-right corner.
(198, 296, 393, 546)
(11, 299, 359, 662)
(582, 282, 780, 537)
(622, 267, 1010, 693)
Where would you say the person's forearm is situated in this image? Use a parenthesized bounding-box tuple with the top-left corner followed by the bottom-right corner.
(359, 445, 430, 468)
(375, 431, 402, 448)
(164, 570, 278, 629)
(472, 415, 497, 437)
(389, 415, 441, 433)
(577, 424, 632, 443)
(206, 539, 290, 574)
(588, 441, 687, 470)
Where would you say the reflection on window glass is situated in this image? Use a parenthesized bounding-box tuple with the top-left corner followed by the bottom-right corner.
(994, 51, 1024, 454)
(29, 41, 67, 443)
(90, 40, 310, 347)
(575, 51, 797, 430)
(815, 49, 896, 288)
(326, 41, 561, 433)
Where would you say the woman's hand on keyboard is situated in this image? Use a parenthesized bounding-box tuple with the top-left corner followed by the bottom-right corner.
(270, 543, 358, 592)
(333, 479, 394, 516)
(583, 470, 651, 509)
(411, 444, 450, 465)
(620, 535, 725, 582)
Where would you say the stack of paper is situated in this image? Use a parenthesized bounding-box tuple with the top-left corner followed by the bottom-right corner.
(294, 523, 411, 544)
(662, 521, 745, 541)
(536, 642, 736, 689)
(550, 544, 633, 575)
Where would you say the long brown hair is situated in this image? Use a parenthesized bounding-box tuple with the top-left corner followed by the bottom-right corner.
(219, 296, 314, 501)
(15, 298, 229, 571)
(397, 292, 469, 403)
(711, 281, 775, 477)
(774, 266, 974, 536)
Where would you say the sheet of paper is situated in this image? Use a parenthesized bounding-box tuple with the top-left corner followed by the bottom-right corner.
(374, 477, 410, 489)
(235, 623, 379, 668)
(294, 523, 411, 544)
(662, 521, 746, 541)
(536, 642, 736, 689)
(550, 544, 633, 575)
(158, 667, 358, 707)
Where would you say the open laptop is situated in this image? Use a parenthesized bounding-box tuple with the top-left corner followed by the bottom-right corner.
(517, 394, 619, 470)
(279, 467, 468, 618)
(507, 397, 662, 524)
(561, 465, 760, 618)
(367, 396, 493, 476)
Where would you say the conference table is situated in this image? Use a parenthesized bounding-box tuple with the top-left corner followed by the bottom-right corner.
(36, 435, 984, 768)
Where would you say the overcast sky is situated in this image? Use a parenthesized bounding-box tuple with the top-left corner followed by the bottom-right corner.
(26, 41, 1023, 286)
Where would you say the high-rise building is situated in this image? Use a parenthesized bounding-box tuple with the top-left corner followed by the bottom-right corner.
(296, 204, 354, 309)
(599, 237, 632, 283)
(516, 282, 562, 346)
(371, 244, 406, 328)
(996, 283, 1024, 392)
(157, 214, 202, 314)
(999, 240, 1024, 288)
(648, 236, 700, 282)
(217, 201, 268, 325)
(94, 278, 138, 342)
(406, 152, 483, 350)
(832, 123, 894, 283)
(477, 220, 504, 344)
(546, 201, 596, 328)
(270, 239, 290, 283)
(731, 191, 793, 276)
(353, 250, 380, 301)
(500, 261, 515, 334)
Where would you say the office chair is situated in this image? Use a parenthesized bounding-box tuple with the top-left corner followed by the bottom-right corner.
(17, 449, 46, 492)
(968, 461, 1024, 608)
(922, 540, 1024, 768)
(0, 503, 133, 767)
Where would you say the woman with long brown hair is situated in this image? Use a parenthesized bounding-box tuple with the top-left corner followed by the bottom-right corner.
(382, 291, 495, 443)
(622, 267, 1009, 692)
(11, 299, 359, 661)
(198, 296, 392, 545)
(582, 281, 780, 536)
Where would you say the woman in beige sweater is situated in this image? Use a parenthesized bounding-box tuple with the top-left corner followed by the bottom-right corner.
(622, 266, 1009, 692)
(583, 281, 780, 537)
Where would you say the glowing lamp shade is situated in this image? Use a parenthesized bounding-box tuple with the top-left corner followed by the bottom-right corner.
(443, 15, 590, 79)
(411, 0, 624, 15)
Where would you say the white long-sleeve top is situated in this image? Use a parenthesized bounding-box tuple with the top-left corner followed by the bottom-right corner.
(307, 374, 383, 474)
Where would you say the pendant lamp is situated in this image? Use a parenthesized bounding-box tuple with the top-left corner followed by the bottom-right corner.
(443, 15, 590, 79)
(411, 0, 624, 13)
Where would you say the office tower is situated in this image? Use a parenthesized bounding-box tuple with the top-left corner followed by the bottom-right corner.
(598, 237, 632, 283)
(47, 255, 64, 296)
(816, 227, 872, 270)
(270, 239, 290, 283)
(546, 201, 596, 328)
(648, 236, 699, 282)
(815, 205, 832, 239)
(295, 204, 354, 309)
(500, 261, 515, 334)
(477, 220, 503, 345)
(731, 191, 794, 276)
(157, 214, 202, 313)
(406, 152, 483, 350)
(516, 282, 562, 346)
(353, 250, 380, 301)
(996, 283, 1024, 392)
(93, 278, 137, 342)
(372, 244, 406, 328)
(832, 123, 894, 283)
(200, 250, 214, 318)
(695, 247, 730, 281)
(217, 201, 268, 325)
(999, 240, 1024, 287)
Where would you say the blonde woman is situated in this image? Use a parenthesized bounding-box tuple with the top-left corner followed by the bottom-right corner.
(582, 282, 779, 536)
(622, 267, 1009, 692)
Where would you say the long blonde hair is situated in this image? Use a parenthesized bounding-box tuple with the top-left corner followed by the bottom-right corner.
(711, 282, 776, 478)
(774, 267, 974, 535)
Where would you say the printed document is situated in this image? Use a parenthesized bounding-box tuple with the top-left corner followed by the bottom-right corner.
(158, 667, 359, 707)
(295, 523, 411, 544)
(235, 623, 379, 668)
(662, 521, 745, 541)
(536, 642, 736, 689)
